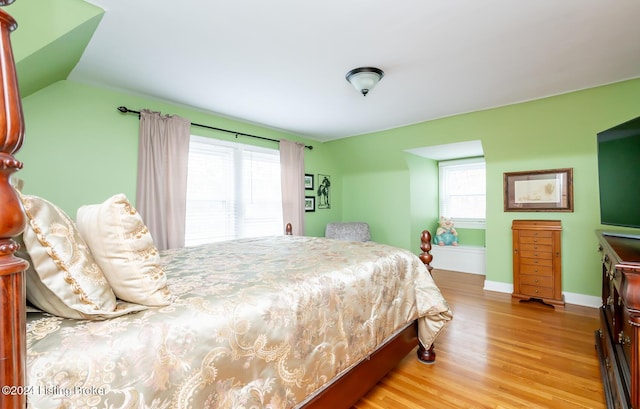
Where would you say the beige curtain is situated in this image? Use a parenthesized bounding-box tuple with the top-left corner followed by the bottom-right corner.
(136, 109, 190, 250)
(279, 139, 305, 235)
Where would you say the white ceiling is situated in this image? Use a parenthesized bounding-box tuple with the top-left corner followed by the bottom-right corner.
(72, 0, 640, 142)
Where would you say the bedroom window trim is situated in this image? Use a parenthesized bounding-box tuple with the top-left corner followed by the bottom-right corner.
(438, 157, 486, 229)
(184, 135, 283, 246)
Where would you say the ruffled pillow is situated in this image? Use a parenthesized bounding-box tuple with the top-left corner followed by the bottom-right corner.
(17, 194, 147, 319)
(76, 194, 171, 306)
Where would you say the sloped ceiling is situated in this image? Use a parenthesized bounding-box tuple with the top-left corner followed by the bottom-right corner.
(7, 0, 103, 98)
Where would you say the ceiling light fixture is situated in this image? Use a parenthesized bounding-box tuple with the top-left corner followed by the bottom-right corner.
(345, 67, 384, 96)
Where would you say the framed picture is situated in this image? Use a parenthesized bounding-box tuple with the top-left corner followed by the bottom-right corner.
(504, 168, 573, 212)
(305, 196, 315, 212)
(304, 174, 314, 190)
(317, 174, 331, 209)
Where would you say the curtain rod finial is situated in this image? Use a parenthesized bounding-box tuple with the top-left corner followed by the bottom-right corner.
(117, 106, 128, 113)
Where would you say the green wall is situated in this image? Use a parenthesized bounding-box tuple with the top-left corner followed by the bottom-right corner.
(10, 0, 640, 299)
(324, 78, 640, 297)
(8, 0, 103, 97)
(19, 78, 640, 298)
(449, 228, 485, 246)
(7, 0, 101, 62)
(342, 170, 411, 247)
(406, 153, 439, 252)
(17, 80, 334, 235)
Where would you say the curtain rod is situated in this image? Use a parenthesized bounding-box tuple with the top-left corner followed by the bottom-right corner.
(117, 106, 313, 150)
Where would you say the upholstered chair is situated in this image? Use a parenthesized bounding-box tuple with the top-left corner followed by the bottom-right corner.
(324, 222, 371, 242)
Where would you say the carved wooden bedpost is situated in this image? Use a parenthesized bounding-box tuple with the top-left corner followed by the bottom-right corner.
(0, 4, 28, 408)
(419, 230, 434, 273)
(417, 230, 437, 363)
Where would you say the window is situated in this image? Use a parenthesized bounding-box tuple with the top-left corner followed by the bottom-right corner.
(184, 135, 283, 246)
(438, 157, 486, 228)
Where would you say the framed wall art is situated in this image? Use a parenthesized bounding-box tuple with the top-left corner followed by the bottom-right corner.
(317, 174, 331, 209)
(304, 174, 314, 190)
(305, 196, 315, 212)
(504, 168, 573, 212)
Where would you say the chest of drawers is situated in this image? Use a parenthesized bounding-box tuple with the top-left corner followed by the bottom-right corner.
(511, 220, 564, 309)
(595, 231, 640, 409)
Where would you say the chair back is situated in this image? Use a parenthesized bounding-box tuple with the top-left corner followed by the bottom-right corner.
(325, 222, 371, 242)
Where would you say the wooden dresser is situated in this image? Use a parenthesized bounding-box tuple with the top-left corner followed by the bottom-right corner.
(511, 220, 564, 309)
(595, 231, 640, 409)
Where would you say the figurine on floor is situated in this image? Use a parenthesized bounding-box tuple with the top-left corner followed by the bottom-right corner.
(435, 216, 459, 246)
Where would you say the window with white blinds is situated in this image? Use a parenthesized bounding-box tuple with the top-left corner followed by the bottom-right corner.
(438, 157, 486, 228)
(184, 135, 283, 246)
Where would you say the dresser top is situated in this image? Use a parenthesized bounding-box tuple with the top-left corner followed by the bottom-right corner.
(598, 231, 640, 266)
(512, 219, 562, 230)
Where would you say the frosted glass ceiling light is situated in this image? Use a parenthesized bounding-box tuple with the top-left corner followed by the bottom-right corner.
(345, 67, 384, 96)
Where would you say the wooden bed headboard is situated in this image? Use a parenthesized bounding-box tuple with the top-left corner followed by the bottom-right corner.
(0, 4, 28, 408)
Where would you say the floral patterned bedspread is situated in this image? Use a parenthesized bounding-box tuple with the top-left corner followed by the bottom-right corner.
(25, 235, 452, 409)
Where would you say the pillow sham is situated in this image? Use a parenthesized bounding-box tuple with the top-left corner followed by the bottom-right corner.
(17, 194, 146, 319)
(76, 193, 171, 306)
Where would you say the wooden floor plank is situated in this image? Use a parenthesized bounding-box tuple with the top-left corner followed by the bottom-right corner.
(353, 270, 605, 409)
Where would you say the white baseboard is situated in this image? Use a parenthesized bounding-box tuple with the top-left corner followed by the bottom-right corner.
(483, 280, 602, 308)
(430, 245, 485, 275)
(483, 280, 513, 293)
(563, 292, 602, 308)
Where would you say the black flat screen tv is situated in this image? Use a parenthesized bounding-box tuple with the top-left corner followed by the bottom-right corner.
(597, 115, 640, 229)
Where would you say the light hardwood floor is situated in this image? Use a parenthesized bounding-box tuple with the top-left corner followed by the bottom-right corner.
(353, 270, 606, 409)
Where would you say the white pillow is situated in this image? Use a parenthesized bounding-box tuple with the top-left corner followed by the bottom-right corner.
(76, 194, 171, 306)
(17, 194, 147, 319)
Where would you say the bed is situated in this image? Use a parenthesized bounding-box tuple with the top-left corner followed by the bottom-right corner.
(0, 6, 452, 409)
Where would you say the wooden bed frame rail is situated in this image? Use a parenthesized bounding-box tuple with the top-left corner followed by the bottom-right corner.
(0, 4, 28, 409)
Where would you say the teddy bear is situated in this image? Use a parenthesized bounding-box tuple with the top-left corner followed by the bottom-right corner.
(435, 216, 459, 246)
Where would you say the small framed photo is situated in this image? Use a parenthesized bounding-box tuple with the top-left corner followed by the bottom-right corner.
(504, 168, 573, 212)
(304, 174, 314, 190)
(305, 196, 315, 212)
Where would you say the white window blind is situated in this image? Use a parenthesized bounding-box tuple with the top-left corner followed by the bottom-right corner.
(438, 157, 486, 228)
(185, 135, 283, 246)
